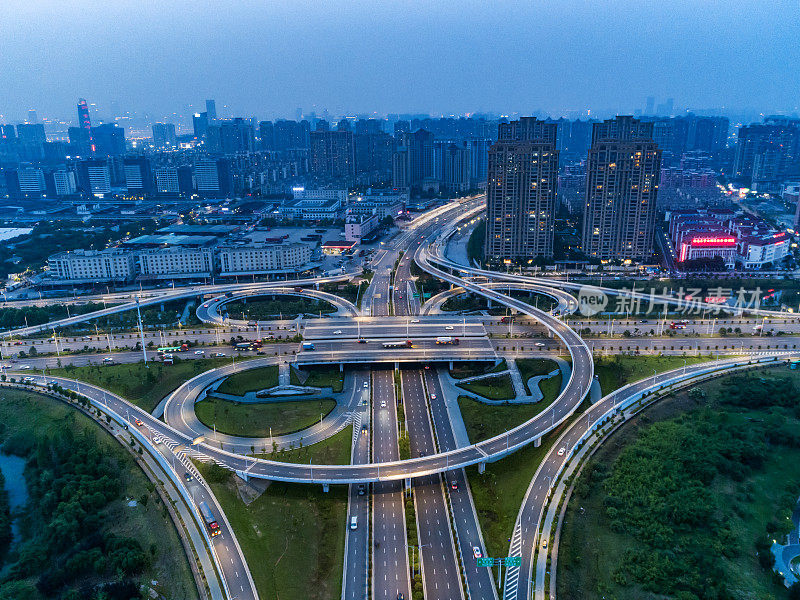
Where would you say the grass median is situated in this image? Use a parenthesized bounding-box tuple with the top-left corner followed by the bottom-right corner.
(195, 396, 336, 438)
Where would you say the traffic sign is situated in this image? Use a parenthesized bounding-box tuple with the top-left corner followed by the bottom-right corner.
(505, 556, 522, 567)
(476, 557, 493, 567)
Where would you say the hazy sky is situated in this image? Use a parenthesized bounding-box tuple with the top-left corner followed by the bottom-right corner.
(1, 0, 798, 122)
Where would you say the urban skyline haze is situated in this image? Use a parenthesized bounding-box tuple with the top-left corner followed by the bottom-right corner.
(1, 0, 798, 123)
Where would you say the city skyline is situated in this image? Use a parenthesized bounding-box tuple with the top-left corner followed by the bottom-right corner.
(1, 0, 799, 123)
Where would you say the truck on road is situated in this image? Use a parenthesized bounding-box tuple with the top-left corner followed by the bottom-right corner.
(198, 501, 221, 537)
(382, 340, 413, 349)
(435, 336, 459, 345)
(302, 342, 316, 351)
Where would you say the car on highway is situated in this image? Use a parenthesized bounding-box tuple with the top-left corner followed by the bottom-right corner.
(541, 539, 548, 549)
(535, 342, 545, 347)
(194, 350, 205, 355)
(380, 400, 387, 408)
(472, 546, 482, 559)
(557, 447, 566, 456)
(135, 419, 144, 426)
(357, 338, 367, 343)
(350, 516, 358, 530)
(19, 365, 31, 370)
(445, 325, 454, 330)
(363, 381, 369, 388)
(184, 472, 193, 482)
(411, 319, 419, 323)
(450, 480, 458, 490)
(333, 330, 342, 335)
(430, 393, 436, 400)
(214, 352, 226, 357)
(397, 593, 404, 600)
(358, 483, 366, 495)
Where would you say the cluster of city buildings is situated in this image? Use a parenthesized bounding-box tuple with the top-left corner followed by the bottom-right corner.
(46, 224, 316, 284)
(667, 209, 790, 269)
(485, 116, 663, 263)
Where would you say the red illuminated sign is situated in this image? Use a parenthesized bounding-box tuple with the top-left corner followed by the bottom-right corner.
(690, 236, 736, 247)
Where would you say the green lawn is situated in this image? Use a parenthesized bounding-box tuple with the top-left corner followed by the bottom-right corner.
(198, 464, 347, 600)
(557, 368, 800, 600)
(216, 365, 279, 395)
(449, 360, 506, 380)
(0, 388, 197, 599)
(516, 358, 560, 395)
(291, 366, 344, 392)
(593, 354, 718, 396)
(45, 356, 239, 412)
(195, 396, 336, 437)
(457, 373, 515, 400)
(458, 372, 562, 444)
(259, 425, 353, 464)
(467, 427, 563, 561)
(226, 296, 336, 320)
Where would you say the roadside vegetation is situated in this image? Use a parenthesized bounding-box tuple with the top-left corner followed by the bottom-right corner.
(45, 356, 239, 411)
(0, 388, 196, 599)
(195, 396, 336, 438)
(449, 360, 505, 380)
(290, 366, 344, 392)
(225, 295, 336, 320)
(215, 365, 279, 395)
(255, 425, 353, 464)
(466, 220, 485, 265)
(198, 463, 347, 600)
(456, 373, 515, 400)
(593, 354, 718, 395)
(457, 359, 562, 443)
(558, 368, 800, 600)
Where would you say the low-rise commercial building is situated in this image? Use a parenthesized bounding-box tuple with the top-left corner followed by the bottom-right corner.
(47, 249, 136, 283)
(217, 243, 312, 275)
(344, 213, 380, 242)
(137, 247, 214, 279)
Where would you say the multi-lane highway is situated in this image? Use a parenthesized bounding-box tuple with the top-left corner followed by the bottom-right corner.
(342, 370, 371, 600)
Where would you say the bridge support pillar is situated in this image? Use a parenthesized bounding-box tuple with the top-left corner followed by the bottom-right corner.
(449, 361, 454, 371)
(322, 483, 329, 493)
(478, 462, 486, 474)
(339, 362, 344, 372)
(395, 362, 399, 371)
(487, 299, 492, 308)
(533, 437, 541, 448)
(405, 477, 411, 495)
(236, 470, 249, 482)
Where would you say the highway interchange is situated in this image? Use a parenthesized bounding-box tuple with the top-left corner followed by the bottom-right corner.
(3, 196, 799, 600)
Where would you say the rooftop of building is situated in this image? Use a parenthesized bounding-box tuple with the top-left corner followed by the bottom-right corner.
(157, 224, 238, 236)
(123, 234, 218, 248)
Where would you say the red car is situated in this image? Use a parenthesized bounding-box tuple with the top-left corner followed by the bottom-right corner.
(134, 419, 144, 427)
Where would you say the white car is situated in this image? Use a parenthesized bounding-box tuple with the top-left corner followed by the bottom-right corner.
(557, 447, 566, 456)
(380, 400, 387, 408)
(411, 319, 420, 323)
(445, 325, 454, 330)
(19, 365, 31, 370)
(430, 393, 437, 400)
(333, 330, 342, 335)
(363, 381, 369, 388)
(472, 546, 482, 559)
(194, 350, 205, 355)
(534, 342, 545, 347)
